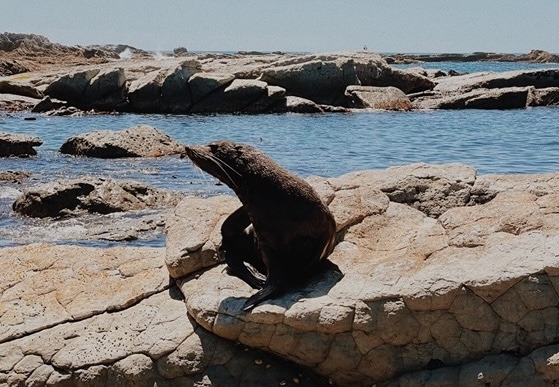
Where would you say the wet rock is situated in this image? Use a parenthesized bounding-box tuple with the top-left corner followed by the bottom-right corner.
(12, 177, 182, 218)
(344, 85, 412, 110)
(0, 131, 42, 157)
(59, 125, 185, 158)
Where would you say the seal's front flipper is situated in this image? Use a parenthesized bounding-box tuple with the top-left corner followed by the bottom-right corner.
(242, 283, 281, 311)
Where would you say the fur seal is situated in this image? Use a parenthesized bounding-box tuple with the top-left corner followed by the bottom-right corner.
(183, 141, 337, 310)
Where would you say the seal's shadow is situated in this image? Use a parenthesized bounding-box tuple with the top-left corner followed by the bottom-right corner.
(218, 259, 344, 313)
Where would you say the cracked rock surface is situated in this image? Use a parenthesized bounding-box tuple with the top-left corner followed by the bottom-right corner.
(0, 244, 325, 386)
(168, 163, 559, 386)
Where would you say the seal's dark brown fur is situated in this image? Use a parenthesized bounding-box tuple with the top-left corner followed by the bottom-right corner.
(184, 141, 336, 310)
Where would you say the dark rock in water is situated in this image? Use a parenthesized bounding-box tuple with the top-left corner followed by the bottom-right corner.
(0, 132, 42, 157)
(60, 125, 185, 158)
(12, 177, 183, 218)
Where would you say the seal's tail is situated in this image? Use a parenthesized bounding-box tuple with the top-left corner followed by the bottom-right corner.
(242, 283, 281, 311)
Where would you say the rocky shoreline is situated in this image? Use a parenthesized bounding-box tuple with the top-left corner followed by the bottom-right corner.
(4, 160, 559, 385)
(3, 33, 559, 386)
(1, 33, 559, 115)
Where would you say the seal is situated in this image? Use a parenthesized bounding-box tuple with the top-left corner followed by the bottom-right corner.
(183, 141, 337, 310)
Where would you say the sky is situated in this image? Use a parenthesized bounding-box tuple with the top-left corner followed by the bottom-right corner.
(2, 1, 559, 54)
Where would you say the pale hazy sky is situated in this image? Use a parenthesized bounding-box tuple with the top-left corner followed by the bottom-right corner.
(3, 1, 559, 53)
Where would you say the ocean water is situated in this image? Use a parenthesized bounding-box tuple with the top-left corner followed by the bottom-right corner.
(392, 60, 559, 74)
(1, 61, 559, 247)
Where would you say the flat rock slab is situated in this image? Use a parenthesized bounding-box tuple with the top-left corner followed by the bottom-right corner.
(0, 132, 42, 157)
(59, 125, 185, 158)
(172, 164, 559, 385)
(0, 244, 325, 386)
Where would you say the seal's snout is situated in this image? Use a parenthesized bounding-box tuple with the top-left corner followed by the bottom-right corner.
(181, 145, 194, 159)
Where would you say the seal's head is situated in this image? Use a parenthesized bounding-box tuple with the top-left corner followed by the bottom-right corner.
(183, 141, 256, 194)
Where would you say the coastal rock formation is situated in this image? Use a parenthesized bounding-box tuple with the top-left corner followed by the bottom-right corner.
(0, 244, 321, 386)
(44, 67, 127, 110)
(4, 164, 559, 385)
(384, 49, 559, 64)
(12, 177, 182, 218)
(60, 125, 185, 158)
(0, 132, 42, 157)
(166, 163, 559, 385)
(412, 68, 559, 109)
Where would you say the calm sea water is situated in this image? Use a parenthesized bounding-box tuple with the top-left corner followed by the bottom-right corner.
(1, 61, 559, 247)
(393, 60, 559, 73)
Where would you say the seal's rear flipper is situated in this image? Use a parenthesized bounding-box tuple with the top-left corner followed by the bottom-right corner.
(242, 283, 281, 311)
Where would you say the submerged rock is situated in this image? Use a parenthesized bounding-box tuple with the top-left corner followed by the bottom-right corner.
(60, 125, 185, 158)
(0, 131, 42, 157)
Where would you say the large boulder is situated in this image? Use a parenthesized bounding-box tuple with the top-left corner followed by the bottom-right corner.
(344, 85, 412, 110)
(259, 53, 434, 105)
(0, 244, 323, 386)
(167, 164, 559, 386)
(0, 132, 42, 157)
(43, 67, 126, 110)
(59, 125, 185, 158)
(190, 78, 268, 113)
(260, 55, 360, 105)
(159, 60, 199, 113)
(12, 177, 182, 218)
(188, 72, 235, 103)
(126, 69, 166, 113)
